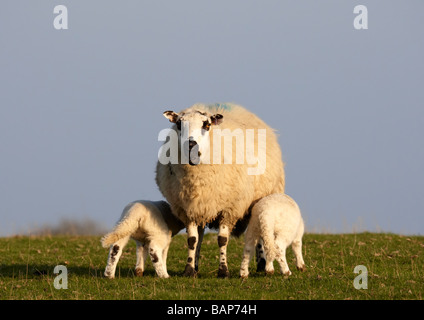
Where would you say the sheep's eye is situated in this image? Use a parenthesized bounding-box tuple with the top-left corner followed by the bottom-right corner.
(176, 119, 182, 130)
(202, 121, 211, 131)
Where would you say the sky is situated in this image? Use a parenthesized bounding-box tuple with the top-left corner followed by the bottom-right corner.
(1, 1, 423, 236)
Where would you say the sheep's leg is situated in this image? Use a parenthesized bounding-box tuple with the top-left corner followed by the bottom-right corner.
(134, 240, 148, 276)
(183, 222, 198, 277)
(292, 221, 305, 271)
(256, 238, 267, 272)
(264, 243, 275, 276)
(217, 224, 230, 278)
(104, 236, 130, 279)
(264, 256, 275, 275)
(162, 236, 172, 276)
(263, 235, 276, 276)
(292, 238, 306, 272)
(240, 226, 257, 278)
(275, 239, 291, 276)
(194, 226, 204, 272)
(149, 244, 169, 278)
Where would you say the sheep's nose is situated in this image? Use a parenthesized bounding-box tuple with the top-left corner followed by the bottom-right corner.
(187, 139, 200, 166)
(188, 140, 198, 150)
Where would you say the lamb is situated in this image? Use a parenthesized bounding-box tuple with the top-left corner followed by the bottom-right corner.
(240, 193, 306, 278)
(101, 200, 184, 279)
(156, 102, 285, 277)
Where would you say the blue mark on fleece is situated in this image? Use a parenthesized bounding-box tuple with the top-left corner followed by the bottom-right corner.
(207, 103, 232, 111)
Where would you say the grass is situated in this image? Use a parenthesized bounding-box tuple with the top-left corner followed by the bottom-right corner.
(0, 232, 423, 300)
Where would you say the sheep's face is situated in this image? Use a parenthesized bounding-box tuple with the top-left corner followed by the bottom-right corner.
(163, 109, 223, 165)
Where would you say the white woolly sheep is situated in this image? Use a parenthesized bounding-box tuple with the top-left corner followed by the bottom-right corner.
(240, 193, 305, 278)
(156, 103, 285, 277)
(101, 200, 184, 279)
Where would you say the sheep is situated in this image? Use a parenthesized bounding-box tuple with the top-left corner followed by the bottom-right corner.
(240, 193, 305, 278)
(101, 200, 184, 279)
(156, 102, 285, 277)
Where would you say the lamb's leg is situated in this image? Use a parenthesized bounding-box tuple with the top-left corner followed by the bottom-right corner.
(263, 236, 276, 276)
(292, 220, 305, 271)
(217, 224, 230, 278)
(183, 222, 198, 277)
(264, 255, 275, 276)
(104, 236, 130, 279)
(256, 238, 266, 272)
(292, 238, 306, 272)
(162, 236, 172, 276)
(240, 225, 257, 278)
(264, 244, 275, 276)
(275, 239, 291, 276)
(194, 226, 204, 272)
(134, 240, 148, 276)
(149, 244, 169, 278)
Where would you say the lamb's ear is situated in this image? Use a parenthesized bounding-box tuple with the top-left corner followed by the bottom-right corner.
(163, 110, 179, 123)
(210, 114, 223, 125)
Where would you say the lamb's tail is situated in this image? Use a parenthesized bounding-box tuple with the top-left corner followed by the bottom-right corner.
(101, 203, 141, 248)
(258, 210, 276, 261)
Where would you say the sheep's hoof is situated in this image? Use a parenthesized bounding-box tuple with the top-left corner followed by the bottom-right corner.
(297, 265, 306, 272)
(183, 264, 197, 277)
(265, 270, 274, 276)
(256, 258, 266, 272)
(217, 264, 230, 278)
(135, 268, 143, 277)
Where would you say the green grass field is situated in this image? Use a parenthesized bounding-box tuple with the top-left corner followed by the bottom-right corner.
(0, 232, 422, 300)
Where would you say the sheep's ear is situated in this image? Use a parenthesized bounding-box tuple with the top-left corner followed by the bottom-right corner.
(163, 110, 179, 123)
(210, 114, 223, 125)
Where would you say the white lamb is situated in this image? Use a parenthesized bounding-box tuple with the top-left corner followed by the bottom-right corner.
(101, 200, 184, 279)
(240, 193, 306, 278)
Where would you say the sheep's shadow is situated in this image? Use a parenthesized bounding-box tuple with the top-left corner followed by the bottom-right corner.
(0, 263, 294, 281)
(0, 263, 183, 279)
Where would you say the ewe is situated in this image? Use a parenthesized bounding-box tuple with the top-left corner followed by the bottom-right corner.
(156, 103, 285, 277)
(240, 193, 305, 278)
(101, 200, 184, 279)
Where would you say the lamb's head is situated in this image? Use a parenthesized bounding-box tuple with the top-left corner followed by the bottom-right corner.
(163, 109, 223, 165)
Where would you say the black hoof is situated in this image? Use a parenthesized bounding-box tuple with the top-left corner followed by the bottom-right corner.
(183, 264, 197, 277)
(217, 264, 230, 278)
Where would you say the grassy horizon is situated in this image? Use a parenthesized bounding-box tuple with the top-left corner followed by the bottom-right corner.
(0, 232, 423, 300)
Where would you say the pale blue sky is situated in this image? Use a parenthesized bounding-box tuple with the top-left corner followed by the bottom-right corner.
(1, 1, 423, 236)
